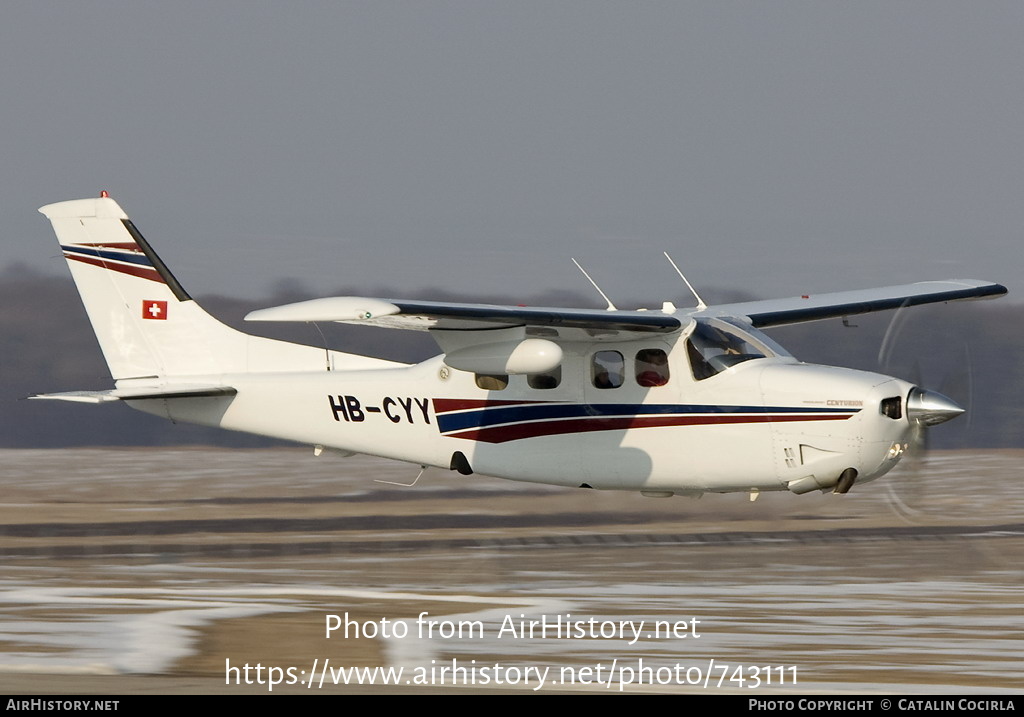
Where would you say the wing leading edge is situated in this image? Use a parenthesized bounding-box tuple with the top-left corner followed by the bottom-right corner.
(246, 296, 682, 333)
(245, 279, 1005, 335)
(702, 279, 1007, 328)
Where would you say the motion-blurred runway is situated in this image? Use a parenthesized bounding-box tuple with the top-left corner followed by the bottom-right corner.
(1, 448, 1021, 693)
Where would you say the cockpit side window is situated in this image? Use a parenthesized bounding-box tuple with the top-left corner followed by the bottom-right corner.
(592, 351, 624, 389)
(635, 348, 669, 387)
(686, 320, 769, 381)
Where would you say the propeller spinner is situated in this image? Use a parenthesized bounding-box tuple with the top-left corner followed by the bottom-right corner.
(906, 387, 965, 427)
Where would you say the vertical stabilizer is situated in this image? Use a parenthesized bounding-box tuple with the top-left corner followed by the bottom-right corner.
(40, 196, 247, 381)
(40, 195, 406, 386)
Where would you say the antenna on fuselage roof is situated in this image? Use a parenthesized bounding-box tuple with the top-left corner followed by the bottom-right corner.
(663, 251, 707, 311)
(571, 258, 618, 311)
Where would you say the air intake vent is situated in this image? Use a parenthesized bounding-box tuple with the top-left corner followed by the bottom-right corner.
(880, 396, 902, 420)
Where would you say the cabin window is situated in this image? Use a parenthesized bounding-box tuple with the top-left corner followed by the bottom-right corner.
(686, 319, 768, 381)
(635, 348, 670, 387)
(528, 366, 561, 389)
(592, 351, 624, 389)
(475, 373, 508, 391)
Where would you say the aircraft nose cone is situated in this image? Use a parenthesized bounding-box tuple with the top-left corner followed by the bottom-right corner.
(906, 387, 965, 426)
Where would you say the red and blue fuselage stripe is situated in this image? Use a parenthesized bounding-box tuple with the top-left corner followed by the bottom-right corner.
(433, 399, 859, 443)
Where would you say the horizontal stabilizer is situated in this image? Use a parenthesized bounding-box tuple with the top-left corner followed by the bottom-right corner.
(30, 385, 237, 404)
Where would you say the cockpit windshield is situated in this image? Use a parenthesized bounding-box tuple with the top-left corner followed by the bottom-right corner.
(686, 318, 785, 381)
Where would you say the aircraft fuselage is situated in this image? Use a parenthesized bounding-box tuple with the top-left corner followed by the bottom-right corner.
(132, 334, 915, 496)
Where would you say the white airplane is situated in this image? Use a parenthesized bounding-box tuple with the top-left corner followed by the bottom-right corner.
(33, 194, 1006, 499)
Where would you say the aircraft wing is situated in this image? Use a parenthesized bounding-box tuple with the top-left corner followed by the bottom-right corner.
(246, 296, 682, 334)
(246, 279, 1005, 336)
(702, 279, 1007, 328)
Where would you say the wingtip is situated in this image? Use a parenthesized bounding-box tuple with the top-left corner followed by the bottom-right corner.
(245, 297, 401, 322)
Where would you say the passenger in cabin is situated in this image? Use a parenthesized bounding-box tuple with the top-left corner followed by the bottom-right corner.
(592, 351, 624, 389)
(636, 349, 670, 387)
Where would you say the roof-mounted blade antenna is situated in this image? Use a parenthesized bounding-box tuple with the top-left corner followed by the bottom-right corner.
(571, 258, 617, 311)
(664, 252, 707, 311)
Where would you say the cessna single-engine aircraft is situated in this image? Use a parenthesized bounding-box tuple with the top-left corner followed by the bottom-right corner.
(34, 195, 1007, 499)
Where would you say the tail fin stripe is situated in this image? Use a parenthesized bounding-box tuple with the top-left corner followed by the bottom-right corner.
(63, 252, 165, 283)
(75, 242, 143, 252)
(61, 244, 153, 267)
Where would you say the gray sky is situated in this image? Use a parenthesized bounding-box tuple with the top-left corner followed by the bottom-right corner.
(2, 1, 1022, 306)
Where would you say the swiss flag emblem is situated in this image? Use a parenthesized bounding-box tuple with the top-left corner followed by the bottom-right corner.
(142, 300, 168, 320)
